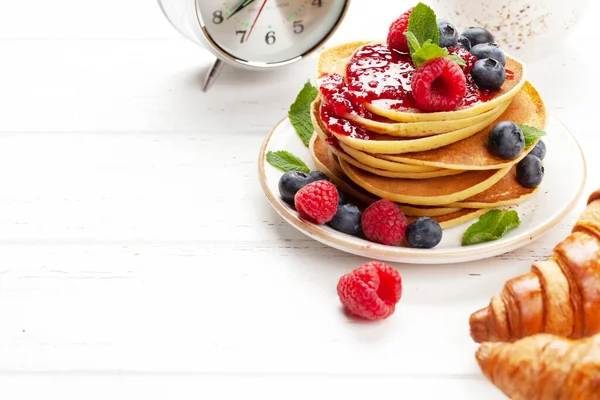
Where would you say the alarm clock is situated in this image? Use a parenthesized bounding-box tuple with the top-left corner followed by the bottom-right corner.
(158, 0, 351, 90)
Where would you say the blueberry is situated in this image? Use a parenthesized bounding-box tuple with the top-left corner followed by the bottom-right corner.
(517, 155, 544, 188)
(457, 35, 471, 50)
(406, 217, 443, 249)
(309, 170, 329, 181)
(470, 43, 506, 66)
(488, 121, 525, 160)
(337, 188, 348, 205)
(530, 140, 547, 161)
(438, 20, 458, 48)
(278, 171, 315, 205)
(471, 58, 506, 90)
(328, 204, 362, 235)
(461, 27, 495, 47)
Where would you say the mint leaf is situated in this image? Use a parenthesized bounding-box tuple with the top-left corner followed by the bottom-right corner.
(266, 150, 310, 173)
(407, 2, 440, 51)
(518, 125, 547, 148)
(462, 210, 521, 246)
(412, 40, 449, 67)
(449, 55, 467, 67)
(405, 31, 422, 54)
(289, 81, 318, 147)
(404, 3, 464, 68)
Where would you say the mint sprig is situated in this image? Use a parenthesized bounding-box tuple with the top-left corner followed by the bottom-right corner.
(462, 210, 521, 246)
(407, 2, 440, 51)
(518, 125, 547, 148)
(403, 2, 464, 67)
(406, 32, 448, 68)
(266, 150, 310, 173)
(289, 81, 318, 147)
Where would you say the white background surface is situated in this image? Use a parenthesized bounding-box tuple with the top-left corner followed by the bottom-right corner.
(0, 0, 598, 398)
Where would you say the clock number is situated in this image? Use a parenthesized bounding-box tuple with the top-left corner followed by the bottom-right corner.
(293, 20, 304, 34)
(265, 31, 276, 45)
(312, 0, 322, 6)
(212, 10, 224, 24)
(236, 30, 248, 43)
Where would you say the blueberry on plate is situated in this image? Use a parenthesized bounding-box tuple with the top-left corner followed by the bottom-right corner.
(461, 27, 495, 47)
(471, 58, 506, 91)
(470, 43, 506, 66)
(457, 35, 471, 50)
(309, 170, 329, 181)
(530, 140, 547, 161)
(488, 121, 525, 160)
(328, 204, 362, 235)
(278, 171, 315, 205)
(405, 217, 443, 249)
(517, 155, 544, 188)
(438, 19, 459, 48)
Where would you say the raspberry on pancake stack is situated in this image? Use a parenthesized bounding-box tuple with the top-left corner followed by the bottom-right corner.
(309, 2, 547, 229)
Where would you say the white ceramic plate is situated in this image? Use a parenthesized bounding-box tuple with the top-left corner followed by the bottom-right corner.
(258, 116, 586, 264)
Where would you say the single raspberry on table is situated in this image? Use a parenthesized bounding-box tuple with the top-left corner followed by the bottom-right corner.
(294, 180, 339, 224)
(387, 9, 413, 53)
(361, 199, 408, 246)
(411, 57, 467, 112)
(448, 47, 477, 75)
(337, 261, 403, 320)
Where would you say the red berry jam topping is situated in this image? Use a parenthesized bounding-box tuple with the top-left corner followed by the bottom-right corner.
(325, 134, 342, 150)
(464, 74, 495, 106)
(318, 74, 373, 140)
(448, 47, 477, 75)
(317, 44, 500, 140)
(346, 44, 416, 109)
(319, 104, 373, 140)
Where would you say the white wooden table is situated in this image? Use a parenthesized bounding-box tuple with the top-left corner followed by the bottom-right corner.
(0, 1, 598, 398)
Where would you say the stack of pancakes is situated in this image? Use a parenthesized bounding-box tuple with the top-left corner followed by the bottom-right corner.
(309, 42, 547, 228)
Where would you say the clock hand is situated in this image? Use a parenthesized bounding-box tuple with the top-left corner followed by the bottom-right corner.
(246, 0, 268, 40)
(226, 0, 255, 20)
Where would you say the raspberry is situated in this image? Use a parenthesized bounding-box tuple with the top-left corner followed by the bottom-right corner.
(387, 9, 412, 53)
(448, 47, 477, 74)
(411, 57, 467, 112)
(337, 261, 402, 320)
(294, 180, 339, 224)
(361, 199, 408, 246)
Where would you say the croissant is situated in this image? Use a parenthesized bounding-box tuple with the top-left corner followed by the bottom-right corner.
(470, 189, 600, 343)
(476, 333, 600, 400)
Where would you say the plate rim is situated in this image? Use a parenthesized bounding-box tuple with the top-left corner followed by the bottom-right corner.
(258, 116, 587, 264)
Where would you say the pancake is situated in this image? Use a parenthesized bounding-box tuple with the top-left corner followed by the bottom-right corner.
(339, 142, 440, 173)
(339, 158, 512, 206)
(315, 41, 527, 123)
(345, 103, 507, 137)
(366, 57, 526, 122)
(309, 133, 464, 218)
(312, 119, 463, 178)
(377, 82, 547, 170)
(315, 40, 371, 78)
(410, 208, 490, 229)
(404, 206, 463, 218)
(331, 140, 465, 179)
(450, 165, 538, 208)
(311, 99, 511, 155)
(309, 132, 377, 205)
(313, 119, 440, 173)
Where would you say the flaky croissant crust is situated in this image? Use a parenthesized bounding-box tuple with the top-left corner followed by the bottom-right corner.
(477, 333, 600, 400)
(470, 189, 600, 343)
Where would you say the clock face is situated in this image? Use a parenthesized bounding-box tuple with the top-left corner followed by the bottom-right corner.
(196, 0, 349, 66)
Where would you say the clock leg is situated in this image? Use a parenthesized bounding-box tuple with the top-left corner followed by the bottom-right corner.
(202, 58, 225, 92)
